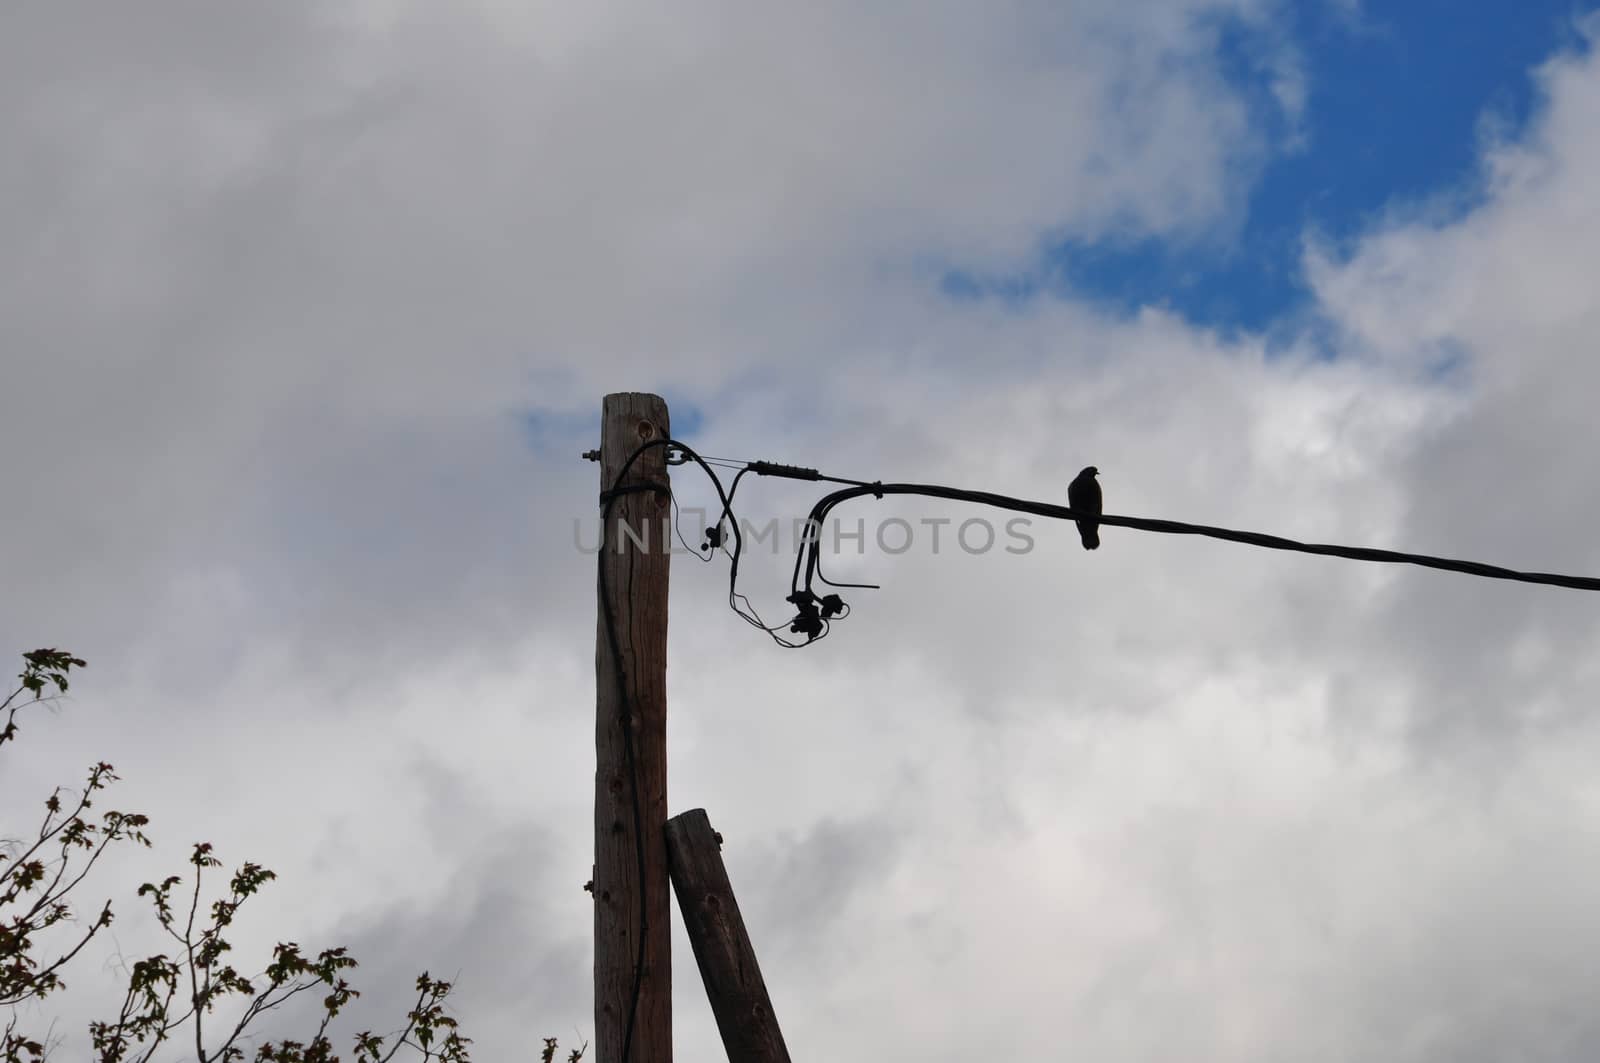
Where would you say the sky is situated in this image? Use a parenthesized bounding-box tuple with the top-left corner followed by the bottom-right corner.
(5, 2, 1600, 1061)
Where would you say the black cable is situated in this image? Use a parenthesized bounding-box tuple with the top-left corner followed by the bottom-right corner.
(599, 441, 1600, 1055)
(597, 437, 770, 1062)
(790, 481, 1600, 610)
(669, 490, 716, 562)
(618, 444, 1600, 651)
(605, 444, 1600, 1014)
(601, 444, 1600, 1053)
(698, 460, 824, 646)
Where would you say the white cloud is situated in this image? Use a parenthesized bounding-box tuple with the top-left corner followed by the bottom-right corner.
(6, 4, 1600, 1062)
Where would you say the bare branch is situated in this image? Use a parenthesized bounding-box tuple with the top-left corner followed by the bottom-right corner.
(6, 651, 488, 1063)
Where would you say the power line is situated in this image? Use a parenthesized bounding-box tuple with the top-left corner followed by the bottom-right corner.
(790, 481, 1600, 602)
(596, 435, 1600, 1049)
(595, 438, 750, 1060)
(597, 437, 1599, 1044)
(612, 442, 1600, 653)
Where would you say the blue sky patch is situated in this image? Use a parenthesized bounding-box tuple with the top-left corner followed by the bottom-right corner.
(655, 390, 706, 438)
(517, 406, 594, 456)
(945, 1, 1594, 334)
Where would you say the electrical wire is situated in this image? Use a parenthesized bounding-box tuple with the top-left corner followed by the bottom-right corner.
(669, 490, 717, 562)
(599, 442, 1600, 1053)
(791, 480, 1600, 611)
(619, 444, 1600, 654)
(632, 446, 1600, 655)
(596, 437, 758, 1062)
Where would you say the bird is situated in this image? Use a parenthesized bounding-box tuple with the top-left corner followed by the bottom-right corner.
(1068, 466, 1101, 550)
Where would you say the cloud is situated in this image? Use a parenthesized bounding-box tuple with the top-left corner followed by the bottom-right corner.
(0, 0, 1300, 670)
(7, 4, 1600, 1062)
(1306, 18, 1600, 756)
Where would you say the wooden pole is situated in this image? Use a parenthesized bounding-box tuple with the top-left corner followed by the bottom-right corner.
(594, 393, 672, 1063)
(665, 809, 792, 1063)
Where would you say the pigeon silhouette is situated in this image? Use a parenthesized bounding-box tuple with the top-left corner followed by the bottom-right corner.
(1068, 466, 1101, 550)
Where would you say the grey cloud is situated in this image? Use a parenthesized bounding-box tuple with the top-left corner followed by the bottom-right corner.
(14, 4, 1600, 1063)
(327, 825, 592, 1055)
(1306, 28, 1600, 762)
(1, 0, 1295, 684)
(733, 816, 902, 963)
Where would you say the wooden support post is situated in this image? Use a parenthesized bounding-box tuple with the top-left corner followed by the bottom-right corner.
(665, 809, 792, 1063)
(594, 392, 672, 1063)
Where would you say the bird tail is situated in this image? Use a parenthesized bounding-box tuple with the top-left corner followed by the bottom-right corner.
(1079, 528, 1099, 550)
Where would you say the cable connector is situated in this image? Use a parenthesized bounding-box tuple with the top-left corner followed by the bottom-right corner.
(702, 523, 724, 551)
(786, 590, 825, 640)
(750, 460, 821, 481)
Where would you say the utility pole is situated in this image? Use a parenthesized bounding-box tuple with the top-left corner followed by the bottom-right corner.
(594, 392, 672, 1063)
(666, 809, 792, 1063)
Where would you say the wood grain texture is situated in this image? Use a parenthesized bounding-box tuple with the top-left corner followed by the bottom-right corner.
(594, 393, 671, 1063)
(666, 809, 792, 1063)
